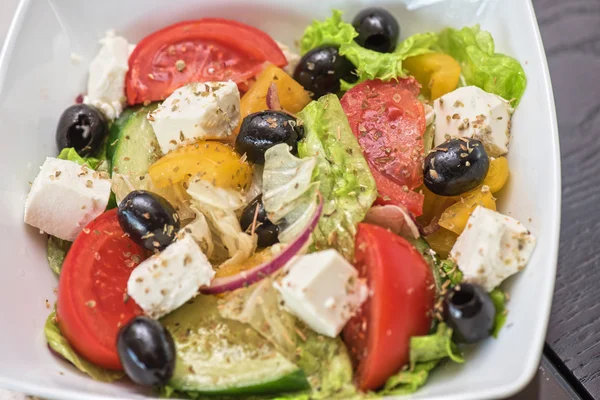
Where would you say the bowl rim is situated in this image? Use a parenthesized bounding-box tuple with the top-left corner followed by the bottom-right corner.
(0, 0, 562, 399)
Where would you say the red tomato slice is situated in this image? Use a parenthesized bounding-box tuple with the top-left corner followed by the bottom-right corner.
(343, 223, 435, 391)
(57, 209, 147, 370)
(341, 78, 426, 216)
(371, 167, 424, 216)
(126, 19, 287, 105)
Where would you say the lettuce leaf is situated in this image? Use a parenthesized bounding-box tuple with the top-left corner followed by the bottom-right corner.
(382, 323, 463, 395)
(57, 148, 103, 169)
(299, 10, 357, 54)
(263, 144, 320, 243)
(219, 277, 298, 359)
(289, 328, 360, 399)
(44, 311, 124, 382)
(437, 25, 527, 104)
(339, 32, 438, 90)
(490, 288, 508, 337)
(297, 95, 377, 260)
(47, 236, 71, 275)
(187, 180, 256, 267)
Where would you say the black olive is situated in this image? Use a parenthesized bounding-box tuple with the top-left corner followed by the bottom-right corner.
(443, 283, 495, 344)
(240, 195, 279, 248)
(117, 190, 180, 251)
(293, 46, 358, 99)
(235, 111, 302, 164)
(56, 104, 108, 157)
(352, 8, 400, 53)
(423, 138, 490, 196)
(117, 316, 176, 387)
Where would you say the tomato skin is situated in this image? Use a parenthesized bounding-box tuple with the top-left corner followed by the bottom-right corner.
(343, 223, 435, 391)
(57, 209, 147, 370)
(126, 19, 287, 105)
(341, 79, 426, 216)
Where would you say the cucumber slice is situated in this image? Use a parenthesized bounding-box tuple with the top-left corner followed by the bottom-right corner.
(108, 104, 161, 177)
(161, 295, 309, 395)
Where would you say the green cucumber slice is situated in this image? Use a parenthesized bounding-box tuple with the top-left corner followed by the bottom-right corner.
(161, 295, 309, 395)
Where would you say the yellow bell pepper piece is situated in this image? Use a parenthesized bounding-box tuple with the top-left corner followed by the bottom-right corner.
(439, 190, 496, 234)
(482, 157, 510, 193)
(403, 53, 461, 100)
(425, 228, 459, 259)
(148, 141, 252, 191)
(235, 64, 311, 134)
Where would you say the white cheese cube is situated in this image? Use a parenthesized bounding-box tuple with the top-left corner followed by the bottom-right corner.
(450, 206, 536, 291)
(276, 41, 301, 75)
(127, 235, 215, 319)
(84, 31, 130, 120)
(434, 86, 512, 157)
(274, 249, 368, 337)
(148, 81, 241, 154)
(24, 158, 111, 241)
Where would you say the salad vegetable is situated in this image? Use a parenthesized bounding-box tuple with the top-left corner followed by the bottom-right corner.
(24, 6, 537, 398)
(298, 94, 377, 259)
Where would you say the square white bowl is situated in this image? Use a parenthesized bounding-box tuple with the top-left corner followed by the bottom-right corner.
(0, 0, 560, 399)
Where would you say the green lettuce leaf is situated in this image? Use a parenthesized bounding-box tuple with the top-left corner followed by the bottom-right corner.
(219, 277, 298, 359)
(437, 25, 527, 104)
(263, 143, 320, 243)
(410, 323, 464, 366)
(490, 288, 508, 337)
(299, 10, 357, 54)
(44, 311, 124, 382)
(57, 148, 103, 170)
(382, 323, 463, 395)
(47, 236, 71, 275)
(339, 32, 438, 90)
(289, 328, 361, 399)
(381, 361, 438, 396)
(297, 94, 377, 260)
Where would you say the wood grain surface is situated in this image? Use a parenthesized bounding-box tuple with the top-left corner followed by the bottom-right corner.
(532, 0, 600, 397)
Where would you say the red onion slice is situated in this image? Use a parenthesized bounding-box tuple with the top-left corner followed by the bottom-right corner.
(266, 82, 282, 111)
(200, 194, 323, 294)
(364, 204, 420, 239)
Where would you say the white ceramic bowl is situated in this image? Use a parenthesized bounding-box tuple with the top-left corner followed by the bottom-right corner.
(0, 0, 560, 399)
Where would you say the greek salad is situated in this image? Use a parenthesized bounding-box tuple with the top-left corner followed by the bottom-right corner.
(24, 7, 535, 398)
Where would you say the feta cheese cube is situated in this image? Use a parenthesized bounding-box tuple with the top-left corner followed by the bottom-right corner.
(148, 81, 241, 154)
(274, 249, 368, 337)
(434, 86, 512, 157)
(84, 31, 130, 120)
(127, 235, 215, 319)
(276, 41, 301, 75)
(450, 206, 536, 291)
(24, 158, 111, 241)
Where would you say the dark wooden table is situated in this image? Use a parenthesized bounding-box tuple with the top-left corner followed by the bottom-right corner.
(532, 0, 600, 398)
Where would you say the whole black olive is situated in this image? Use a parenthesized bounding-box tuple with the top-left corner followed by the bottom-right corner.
(117, 316, 176, 387)
(352, 8, 400, 53)
(235, 111, 302, 164)
(423, 138, 490, 196)
(240, 195, 279, 248)
(117, 190, 180, 251)
(443, 283, 495, 344)
(293, 46, 358, 99)
(56, 104, 108, 157)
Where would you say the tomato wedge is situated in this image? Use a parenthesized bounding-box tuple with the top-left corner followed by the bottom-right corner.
(57, 209, 147, 370)
(343, 223, 435, 391)
(341, 78, 426, 216)
(126, 19, 287, 105)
